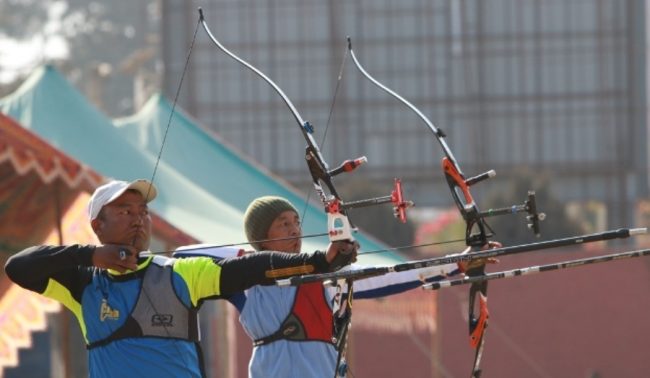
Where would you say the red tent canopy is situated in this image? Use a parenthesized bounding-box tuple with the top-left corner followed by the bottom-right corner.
(0, 112, 196, 372)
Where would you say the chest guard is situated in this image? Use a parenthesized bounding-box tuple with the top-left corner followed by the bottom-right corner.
(87, 257, 199, 349)
(254, 282, 334, 346)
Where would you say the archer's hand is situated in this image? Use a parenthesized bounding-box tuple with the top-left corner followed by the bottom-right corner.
(326, 240, 359, 271)
(92, 244, 139, 273)
(457, 241, 501, 273)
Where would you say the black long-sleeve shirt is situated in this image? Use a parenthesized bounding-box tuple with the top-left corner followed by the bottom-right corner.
(5, 244, 330, 297)
(3, 244, 332, 378)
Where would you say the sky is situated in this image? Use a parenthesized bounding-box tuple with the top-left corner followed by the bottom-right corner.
(0, 1, 71, 83)
(0, 34, 69, 83)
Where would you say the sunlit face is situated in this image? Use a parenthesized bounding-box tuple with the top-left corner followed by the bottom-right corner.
(259, 210, 302, 253)
(90, 190, 152, 252)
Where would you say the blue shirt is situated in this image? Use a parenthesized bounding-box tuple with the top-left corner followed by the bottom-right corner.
(175, 246, 461, 378)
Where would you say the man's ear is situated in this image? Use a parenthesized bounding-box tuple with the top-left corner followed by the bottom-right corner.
(91, 218, 102, 236)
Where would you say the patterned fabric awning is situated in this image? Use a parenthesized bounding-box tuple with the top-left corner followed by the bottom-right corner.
(0, 113, 102, 189)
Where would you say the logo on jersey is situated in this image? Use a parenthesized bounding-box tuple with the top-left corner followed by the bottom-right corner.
(100, 299, 120, 321)
(151, 314, 174, 327)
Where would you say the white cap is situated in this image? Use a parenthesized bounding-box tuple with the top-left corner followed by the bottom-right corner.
(88, 179, 158, 220)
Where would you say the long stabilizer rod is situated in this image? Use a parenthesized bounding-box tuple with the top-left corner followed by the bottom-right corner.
(277, 228, 646, 287)
(423, 248, 650, 290)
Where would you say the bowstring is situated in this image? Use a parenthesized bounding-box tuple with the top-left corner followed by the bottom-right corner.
(299, 41, 349, 226)
(128, 15, 201, 370)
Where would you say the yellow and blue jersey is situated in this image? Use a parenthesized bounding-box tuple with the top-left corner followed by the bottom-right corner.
(5, 244, 330, 378)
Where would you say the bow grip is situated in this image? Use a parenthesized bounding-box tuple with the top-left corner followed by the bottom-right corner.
(327, 211, 355, 241)
(328, 245, 356, 272)
(325, 199, 357, 271)
(326, 199, 356, 242)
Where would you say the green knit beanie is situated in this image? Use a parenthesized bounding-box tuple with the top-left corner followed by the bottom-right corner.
(244, 196, 299, 251)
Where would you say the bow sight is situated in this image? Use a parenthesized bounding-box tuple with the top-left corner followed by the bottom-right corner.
(444, 160, 547, 247)
(304, 151, 413, 242)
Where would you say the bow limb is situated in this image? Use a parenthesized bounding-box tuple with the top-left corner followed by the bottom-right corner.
(347, 37, 494, 246)
(347, 37, 461, 173)
(467, 266, 489, 378)
(198, 10, 308, 136)
(197, 9, 340, 200)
